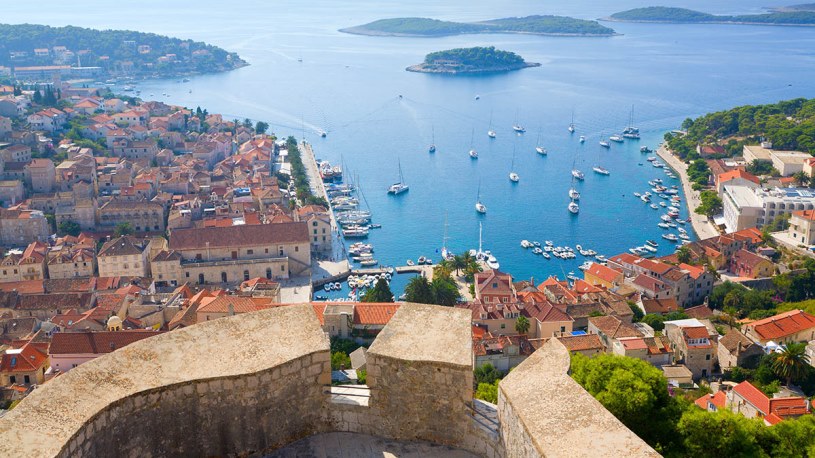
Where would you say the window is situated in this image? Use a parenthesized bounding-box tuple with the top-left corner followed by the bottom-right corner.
(247, 249, 253, 255)
(221, 272, 227, 283)
(501, 324, 506, 329)
(706, 354, 711, 360)
(24, 375, 30, 384)
(9, 376, 15, 384)
(196, 253, 202, 260)
(185, 272, 190, 278)
(231, 251, 238, 260)
(281, 265, 285, 271)
(265, 248, 269, 254)
(244, 270, 250, 281)
(312, 221, 317, 226)
(560, 326, 566, 333)
(279, 248, 284, 256)
(198, 273, 205, 284)
(295, 246, 299, 252)
(492, 282, 498, 288)
(266, 268, 272, 280)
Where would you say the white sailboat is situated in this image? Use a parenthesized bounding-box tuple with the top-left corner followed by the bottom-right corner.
(568, 110, 575, 133)
(473, 223, 500, 269)
(475, 181, 487, 214)
(428, 126, 436, 153)
(387, 159, 409, 195)
(593, 149, 610, 175)
(622, 105, 640, 139)
(440, 211, 453, 260)
(509, 146, 520, 182)
(579, 135, 586, 143)
(599, 134, 610, 148)
(571, 157, 584, 181)
(535, 129, 546, 155)
(512, 110, 525, 133)
(487, 110, 497, 138)
(469, 128, 478, 159)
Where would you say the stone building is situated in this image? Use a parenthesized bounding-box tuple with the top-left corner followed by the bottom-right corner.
(98, 199, 165, 233)
(743, 309, 815, 345)
(97, 236, 151, 278)
(717, 331, 765, 371)
(47, 247, 95, 279)
(49, 330, 163, 373)
(26, 158, 55, 193)
(728, 249, 774, 279)
(0, 180, 24, 206)
(152, 222, 310, 286)
(0, 341, 49, 387)
(297, 205, 332, 253)
(0, 208, 50, 246)
(664, 318, 718, 380)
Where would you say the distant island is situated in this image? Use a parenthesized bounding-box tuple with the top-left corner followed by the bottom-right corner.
(770, 3, 815, 12)
(406, 47, 540, 74)
(0, 23, 247, 81)
(341, 16, 616, 37)
(606, 7, 815, 26)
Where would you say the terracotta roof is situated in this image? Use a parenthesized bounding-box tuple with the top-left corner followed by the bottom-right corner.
(731, 249, 772, 270)
(589, 315, 642, 339)
(49, 330, 163, 355)
(585, 263, 623, 284)
(17, 293, 93, 311)
(353, 303, 400, 325)
(682, 326, 710, 340)
(556, 334, 604, 352)
(98, 236, 145, 257)
(793, 209, 815, 221)
(169, 222, 308, 250)
(473, 334, 534, 357)
(747, 309, 815, 341)
(632, 274, 668, 292)
(718, 331, 758, 354)
(0, 342, 48, 373)
(196, 296, 273, 314)
(695, 391, 727, 410)
(718, 170, 760, 185)
(684, 305, 714, 320)
(733, 381, 771, 414)
(641, 298, 679, 314)
(769, 396, 810, 418)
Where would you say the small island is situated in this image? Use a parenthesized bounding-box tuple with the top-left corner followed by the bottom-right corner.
(341, 15, 616, 37)
(406, 47, 540, 74)
(770, 3, 815, 13)
(0, 23, 247, 80)
(606, 7, 815, 26)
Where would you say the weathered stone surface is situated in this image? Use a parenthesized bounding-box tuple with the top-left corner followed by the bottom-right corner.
(499, 339, 660, 457)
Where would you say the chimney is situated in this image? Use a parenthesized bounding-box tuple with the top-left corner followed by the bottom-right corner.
(736, 341, 742, 356)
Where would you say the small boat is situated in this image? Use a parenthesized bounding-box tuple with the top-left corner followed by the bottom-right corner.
(323, 284, 331, 292)
(533, 247, 543, 255)
(475, 182, 487, 214)
(662, 233, 679, 242)
(634, 192, 641, 197)
(646, 240, 659, 247)
(319, 130, 327, 138)
(360, 259, 378, 266)
(576, 244, 583, 251)
(609, 135, 624, 143)
(579, 135, 586, 143)
(579, 261, 592, 271)
(571, 169, 585, 180)
(592, 165, 610, 175)
(521, 240, 532, 249)
(542, 252, 551, 259)
(512, 125, 525, 133)
(569, 111, 576, 133)
(470, 149, 478, 159)
(429, 126, 436, 153)
(599, 139, 610, 148)
(640, 146, 652, 153)
(650, 203, 659, 209)
(569, 188, 580, 200)
(418, 256, 426, 264)
(568, 201, 579, 214)
(406, 259, 415, 266)
(533, 241, 541, 247)
(475, 95, 480, 100)
(536, 146, 547, 155)
(642, 245, 657, 253)
(657, 222, 670, 229)
(488, 130, 497, 138)
(545, 241, 553, 246)
(509, 146, 519, 182)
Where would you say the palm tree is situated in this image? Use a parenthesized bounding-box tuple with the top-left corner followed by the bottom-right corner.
(772, 342, 810, 386)
(793, 171, 810, 187)
(515, 315, 530, 335)
(451, 254, 467, 275)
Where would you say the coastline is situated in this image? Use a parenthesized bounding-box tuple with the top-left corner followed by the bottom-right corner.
(600, 17, 815, 27)
(655, 145, 720, 240)
(406, 62, 541, 74)
(338, 27, 618, 38)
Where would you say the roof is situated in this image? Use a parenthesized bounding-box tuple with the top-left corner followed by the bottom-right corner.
(746, 309, 815, 341)
(49, 331, 163, 355)
(718, 331, 758, 354)
(585, 263, 623, 284)
(793, 209, 815, 221)
(684, 305, 714, 320)
(695, 391, 727, 410)
(98, 236, 145, 257)
(169, 222, 308, 250)
(718, 170, 760, 186)
(661, 364, 693, 379)
(733, 381, 770, 414)
(556, 334, 605, 352)
(474, 269, 514, 296)
(353, 303, 400, 326)
(682, 326, 710, 340)
(588, 315, 642, 339)
(731, 249, 772, 270)
(0, 342, 48, 373)
(641, 298, 679, 314)
(196, 296, 273, 315)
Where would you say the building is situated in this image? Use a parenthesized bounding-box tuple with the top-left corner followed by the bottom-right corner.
(695, 391, 727, 412)
(97, 236, 151, 278)
(155, 222, 311, 286)
(316, 302, 400, 341)
(195, 296, 274, 323)
(583, 262, 624, 289)
(473, 334, 534, 372)
(743, 309, 815, 345)
(0, 180, 24, 206)
(47, 247, 95, 279)
(98, 199, 165, 233)
(716, 170, 760, 194)
(0, 144, 31, 162)
(473, 270, 517, 304)
(664, 319, 718, 379)
(722, 185, 815, 233)
(554, 334, 605, 357)
(49, 330, 163, 372)
(612, 336, 673, 367)
(728, 249, 774, 279)
(297, 205, 332, 253)
(789, 209, 815, 246)
(728, 381, 810, 425)
(0, 208, 50, 246)
(26, 158, 56, 193)
(0, 341, 48, 387)
(587, 315, 643, 352)
(717, 331, 765, 371)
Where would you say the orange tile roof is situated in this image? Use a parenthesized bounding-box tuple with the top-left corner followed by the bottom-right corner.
(196, 296, 273, 314)
(718, 170, 760, 185)
(0, 342, 48, 373)
(679, 263, 706, 280)
(682, 326, 710, 340)
(793, 209, 815, 221)
(695, 391, 726, 410)
(747, 309, 815, 341)
(733, 381, 770, 414)
(585, 263, 623, 284)
(353, 303, 400, 325)
(556, 334, 604, 352)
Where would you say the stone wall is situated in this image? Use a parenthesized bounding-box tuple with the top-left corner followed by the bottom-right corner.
(498, 339, 660, 458)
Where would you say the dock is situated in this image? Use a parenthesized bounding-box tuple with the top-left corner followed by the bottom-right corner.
(350, 265, 431, 276)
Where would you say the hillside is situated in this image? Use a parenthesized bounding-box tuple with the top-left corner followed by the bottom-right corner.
(341, 15, 615, 37)
(608, 7, 815, 25)
(0, 23, 247, 78)
(406, 46, 540, 74)
(771, 3, 815, 12)
(664, 98, 815, 160)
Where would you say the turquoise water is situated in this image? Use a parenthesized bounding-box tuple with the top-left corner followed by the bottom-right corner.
(10, 1, 815, 292)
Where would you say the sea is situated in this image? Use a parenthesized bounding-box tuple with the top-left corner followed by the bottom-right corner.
(9, 0, 815, 296)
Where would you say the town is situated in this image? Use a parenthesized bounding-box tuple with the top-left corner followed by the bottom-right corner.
(2, 46, 815, 457)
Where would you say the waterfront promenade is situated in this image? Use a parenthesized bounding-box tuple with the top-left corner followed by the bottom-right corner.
(300, 141, 352, 286)
(656, 145, 719, 240)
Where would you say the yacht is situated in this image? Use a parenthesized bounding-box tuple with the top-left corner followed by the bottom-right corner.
(609, 134, 624, 143)
(512, 125, 525, 133)
(387, 159, 409, 195)
(579, 135, 586, 143)
(487, 110, 497, 138)
(509, 146, 520, 182)
(662, 233, 679, 242)
(521, 240, 532, 249)
(592, 165, 610, 175)
(475, 182, 487, 214)
(568, 201, 579, 214)
(571, 168, 585, 180)
(646, 240, 659, 247)
(640, 146, 652, 153)
(535, 130, 546, 155)
(622, 106, 640, 139)
(468, 128, 477, 159)
(469, 149, 478, 159)
(599, 139, 610, 148)
(569, 188, 580, 200)
(429, 126, 436, 153)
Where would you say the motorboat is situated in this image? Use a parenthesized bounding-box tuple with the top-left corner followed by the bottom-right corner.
(609, 134, 624, 143)
(599, 139, 610, 148)
(646, 240, 659, 247)
(470, 149, 478, 159)
(571, 169, 585, 180)
(512, 125, 525, 133)
(532, 247, 543, 255)
(521, 240, 532, 249)
(592, 165, 610, 175)
(509, 146, 519, 182)
(536, 146, 547, 155)
(662, 233, 679, 242)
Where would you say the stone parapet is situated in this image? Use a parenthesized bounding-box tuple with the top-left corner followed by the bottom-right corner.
(498, 339, 660, 458)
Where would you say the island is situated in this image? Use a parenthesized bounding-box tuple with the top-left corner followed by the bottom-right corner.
(770, 3, 815, 13)
(340, 15, 616, 37)
(406, 47, 540, 74)
(0, 23, 247, 81)
(606, 7, 815, 26)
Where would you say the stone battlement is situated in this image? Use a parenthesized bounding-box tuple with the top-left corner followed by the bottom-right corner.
(0, 302, 657, 457)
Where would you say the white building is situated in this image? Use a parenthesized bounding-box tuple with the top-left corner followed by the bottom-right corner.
(742, 144, 811, 177)
(723, 185, 815, 233)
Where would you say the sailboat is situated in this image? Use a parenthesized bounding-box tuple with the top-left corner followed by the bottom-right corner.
(579, 135, 586, 143)
(599, 134, 610, 148)
(568, 110, 576, 133)
(509, 146, 520, 182)
(487, 110, 497, 138)
(622, 105, 640, 139)
(472, 223, 499, 269)
(475, 181, 487, 214)
(387, 159, 409, 195)
(571, 158, 585, 181)
(469, 128, 478, 159)
(440, 212, 453, 260)
(512, 110, 525, 133)
(568, 175, 580, 214)
(535, 129, 547, 155)
(593, 148, 610, 175)
(429, 126, 436, 153)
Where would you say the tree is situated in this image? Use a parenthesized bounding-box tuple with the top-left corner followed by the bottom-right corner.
(641, 314, 665, 331)
(114, 222, 134, 236)
(431, 275, 460, 306)
(629, 303, 644, 322)
(362, 278, 394, 303)
(772, 342, 811, 386)
(475, 380, 499, 403)
(695, 190, 722, 217)
(58, 220, 82, 237)
(243, 118, 253, 128)
(451, 254, 467, 275)
(404, 275, 434, 304)
(474, 363, 501, 386)
(676, 245, 692, 264)
(331, 351, 351, 370)
(793, 171, 810, 187)
(515, 315, 530, 335)
(255, 121, 269, 135)
(570, 353, 682, 451)
(32, 89, 42, 104)
(676, 408, 767, 457)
